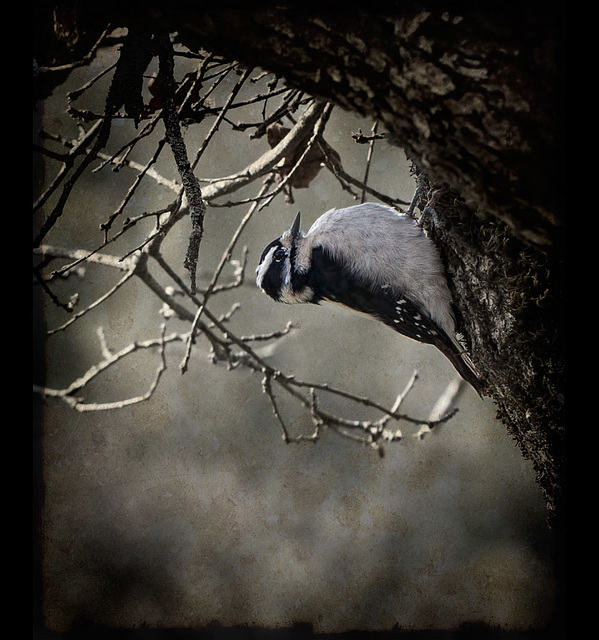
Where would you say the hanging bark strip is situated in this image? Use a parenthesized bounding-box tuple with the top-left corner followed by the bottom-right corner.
(157, 34, 206, 294)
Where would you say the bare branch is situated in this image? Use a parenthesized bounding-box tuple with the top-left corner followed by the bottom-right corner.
(35, 25, 112, 74)
(414, 378, 464, 440)
(157, 33, 207, 294)
(359, 121, 379, 204)
(33, 120, 103, 213)
(34, 324, 173, 412)
(258, 102, 334, 210)
(198, 98, 328, 201)
(48, 266, 137, 336)
(179, 178, 270, 372)
(33, 24, 154, 247)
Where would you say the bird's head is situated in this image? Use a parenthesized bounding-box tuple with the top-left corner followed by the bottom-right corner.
(256, 212, 313, 304)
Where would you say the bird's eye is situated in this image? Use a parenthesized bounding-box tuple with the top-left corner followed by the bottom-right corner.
(273, 248, 286, 262)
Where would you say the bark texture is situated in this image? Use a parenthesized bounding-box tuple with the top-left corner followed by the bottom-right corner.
(34, 3, 565, 524)
(170, 5, 563, 248)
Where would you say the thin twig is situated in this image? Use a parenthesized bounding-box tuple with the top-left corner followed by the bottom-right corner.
(33, 120, 103, 213)
(360, 121, 378, 204)
(35, 323, 174, 412)
(36, 26, 112, 74)
(33, 25, 154, 247)
(317, 136, 410, 208)
(180, 179, 271, 373)
(48, 265, 138, 335)
(258, 102, 334, 210)
(197, 99, 328, 202)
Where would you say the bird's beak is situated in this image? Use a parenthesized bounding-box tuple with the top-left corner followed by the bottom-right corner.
(289, 212, 301, 241)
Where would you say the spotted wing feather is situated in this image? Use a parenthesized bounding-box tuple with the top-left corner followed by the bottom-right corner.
(308, 247, 484, 392)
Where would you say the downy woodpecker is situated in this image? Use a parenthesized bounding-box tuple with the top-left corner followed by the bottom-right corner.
(255, 202, 484, 393)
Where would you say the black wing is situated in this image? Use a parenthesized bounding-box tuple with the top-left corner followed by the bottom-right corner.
(308, 246, 485, 393)
(308, 246, 444, 345)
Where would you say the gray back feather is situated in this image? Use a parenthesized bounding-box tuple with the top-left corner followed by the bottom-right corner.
(296, 203, 455, 333)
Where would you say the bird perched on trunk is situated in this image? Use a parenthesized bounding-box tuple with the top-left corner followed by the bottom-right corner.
(255, 202, 484, 394)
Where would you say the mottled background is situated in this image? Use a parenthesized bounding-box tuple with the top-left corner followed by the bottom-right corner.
(34, 46, 559, 635)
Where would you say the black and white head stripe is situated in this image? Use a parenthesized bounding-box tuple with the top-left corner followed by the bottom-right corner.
(256, 239, 290, 301)
(255, 213, 314, 304)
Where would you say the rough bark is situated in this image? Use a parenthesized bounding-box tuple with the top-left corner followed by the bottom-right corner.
(33, 3, 565, 524)
(412, 175, 564, 528)
(170, 5, 564, 249)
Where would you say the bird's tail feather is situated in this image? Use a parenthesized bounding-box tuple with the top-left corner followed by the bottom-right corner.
(438, 337, 486, 397)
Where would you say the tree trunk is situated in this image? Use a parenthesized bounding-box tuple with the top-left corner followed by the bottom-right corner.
(412, 174, 564, 529)
(34, 4, 565, 524)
